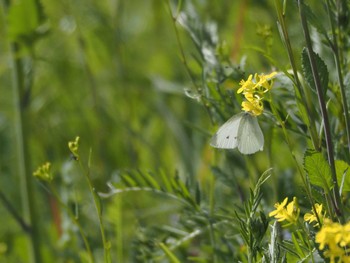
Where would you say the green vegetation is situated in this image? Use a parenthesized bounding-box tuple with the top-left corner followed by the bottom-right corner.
(1, 0, 350, 262)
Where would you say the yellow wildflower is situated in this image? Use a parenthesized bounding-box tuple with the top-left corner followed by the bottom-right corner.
(68, 136, 80, 160)
(237, 72, 277, 116)
(33, 162, 53, 182)
(269, 197, 300, 226)
(316, 219, 350, 263)
(269, 197, 288, 216)
(241, 99, 263, 116)
(304, 203, 325, 227)
(254, 72, 278, 92)
(237, 74, 254, 94)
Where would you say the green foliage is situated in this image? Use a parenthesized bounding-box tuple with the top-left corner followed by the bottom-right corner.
(7, 0, 47, 44)
(304, 149, 333, 190)
(2, 0, 350, 262)
(301, 48, 329, 96)
(335, 160, 350, 193)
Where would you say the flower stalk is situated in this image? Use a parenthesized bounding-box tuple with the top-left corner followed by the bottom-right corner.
(69, 138, 111, 263)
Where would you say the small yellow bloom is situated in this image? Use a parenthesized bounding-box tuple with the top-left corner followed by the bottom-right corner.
(269, 197, 300, 226)
(304, 203, 325, 227)
(33, 162, 53, 182)
(237, 72, 277, 116)
(254, 72, 277, 92)
(68, 136, 80, 160)
(269, 197, 288, 217)
(241, 99, 263, 116)
(316, 219, 350, 262)
(237, 74, 254, 94)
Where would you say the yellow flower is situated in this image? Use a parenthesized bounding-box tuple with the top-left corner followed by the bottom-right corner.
(68, 136, 80, 160)
(254, 72, 277, 92)
(33, 162, 53, 182)
(237, 72, 277, 116)
(304, 203, 325, 227)
(269, 197, 300, 226)
(269, 197, 288, 217)
(237, 74, 254, 94)
(241, 98, 263, 116)
(316, 219, 350, 262)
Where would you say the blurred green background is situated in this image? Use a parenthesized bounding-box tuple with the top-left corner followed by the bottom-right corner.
(0, 0, 305, 262)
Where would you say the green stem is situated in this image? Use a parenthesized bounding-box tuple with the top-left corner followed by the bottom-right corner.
(78, 159, 110, 263)
(166, 0, 214, 125)
(268, 96, 327, 224)
(208, 218, 218, 263)
(274, 0, 320, 151)
(115, 195, 123, 263)
(326, 0, 350, 159)
(10, 43, 42, 263)
(0, 189, 31, 233)
(298, 0, 343, 221)
(50, 186, 94, 263)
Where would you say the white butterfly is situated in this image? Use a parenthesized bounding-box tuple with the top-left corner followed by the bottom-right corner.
(210, 112, 264, 154)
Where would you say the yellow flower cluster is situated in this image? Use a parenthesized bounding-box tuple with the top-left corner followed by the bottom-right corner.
(270, 199, 350, 262)
(68, 136, 80, 160)
(237, 72, 277, 116)
(33, 162, 52, 182)
(315, 219, 350, 263)
(269, 197, 300, 226)
(304, 203, 325, 227)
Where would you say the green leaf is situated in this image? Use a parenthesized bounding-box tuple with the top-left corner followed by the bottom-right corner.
(7, 0, 46, 44)
(138, 171, 161, 190)
(158, 243, 181, 263)
(303, 149, 333, 190)
(120, 174, 137, 187)
(268, 221, 280, 263)
(291, 232, 304, 258)
(159, 170, 173, 193)
(335, 160, 350, 192)
(301, 48, 329, 96)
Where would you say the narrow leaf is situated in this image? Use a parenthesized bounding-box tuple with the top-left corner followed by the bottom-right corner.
(158, 243, 181, 263)
(159, 170, 173, 193)
(120, 174, 137, 187)
(138, 171, 161, 190)
(269, 221, 279, 263)
(291, 233, 304, 258)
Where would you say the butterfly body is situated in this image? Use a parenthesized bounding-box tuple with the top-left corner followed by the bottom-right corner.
(210, 112, 264, 154)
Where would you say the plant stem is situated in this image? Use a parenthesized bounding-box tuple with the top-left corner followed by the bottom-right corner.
(0, 190, 31, 233)
(166, 0, 214, 125)
(298, 0, 343, 221)
(78, 157, 110, 263)
(115, 195, 123, 263)
(274, 0, 320, 151)
(10, 42, 42, 262)
(268, 95, 326, 224)
(50, 186, 94, 263)
(326, 0, 350, 159)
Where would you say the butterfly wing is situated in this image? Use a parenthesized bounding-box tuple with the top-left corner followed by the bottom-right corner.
(237, 113, 264, 154)
(210, 113, 243, 149)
